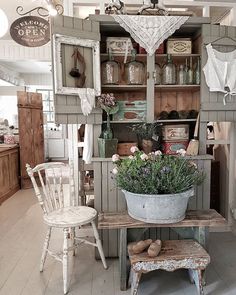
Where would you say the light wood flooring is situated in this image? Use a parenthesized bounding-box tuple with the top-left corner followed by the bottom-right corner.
(1, 189, 236, 295)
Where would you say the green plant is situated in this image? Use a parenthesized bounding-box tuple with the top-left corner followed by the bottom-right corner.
(130, 122, 157, 140)
(112, 148, 205, 195)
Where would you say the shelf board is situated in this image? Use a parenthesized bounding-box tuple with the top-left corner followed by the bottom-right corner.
(100, 53, 200, 58)
(101, 85, 146, 91)
(155, 119, 197, 123)
(103, 119, 197, 124)
(156, 54, 201, 58)
(155, 85, 200, 91)
(100, 53, 147, 57)
(101, 85, 200, 91)
(103, 120, 144, 124)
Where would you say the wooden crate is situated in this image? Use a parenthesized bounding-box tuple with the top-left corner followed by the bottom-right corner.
(117, 142, 138, 156)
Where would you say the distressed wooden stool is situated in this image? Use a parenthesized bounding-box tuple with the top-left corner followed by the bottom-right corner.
(128, 239, 210, 295)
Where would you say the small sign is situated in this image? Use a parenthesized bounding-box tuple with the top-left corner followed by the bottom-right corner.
(10, 16, 50, 47)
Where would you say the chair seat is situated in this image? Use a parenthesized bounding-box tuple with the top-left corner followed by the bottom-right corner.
(44, 206, 97, 227)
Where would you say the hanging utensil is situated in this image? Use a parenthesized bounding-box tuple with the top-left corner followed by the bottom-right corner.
(76, 49, 86, 88)
(186, 113, 200, 156)
(69, 47, 81, 78)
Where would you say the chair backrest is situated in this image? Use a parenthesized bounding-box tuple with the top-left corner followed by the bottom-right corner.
(26, 162, 76, 215)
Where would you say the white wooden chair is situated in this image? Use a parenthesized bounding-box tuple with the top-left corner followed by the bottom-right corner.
(26, 162, 107, 294)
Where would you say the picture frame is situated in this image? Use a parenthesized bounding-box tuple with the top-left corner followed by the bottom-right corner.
(52, 33, 101, 96)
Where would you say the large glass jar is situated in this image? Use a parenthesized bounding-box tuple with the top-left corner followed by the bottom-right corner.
(162, 54, 176, 85)
(125, 49, 144, 85)
(154, 63, 161, 85)
(101, 48, 120, 84)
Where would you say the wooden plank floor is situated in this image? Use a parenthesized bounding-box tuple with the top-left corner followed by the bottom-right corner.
(1, 190, 236, 295)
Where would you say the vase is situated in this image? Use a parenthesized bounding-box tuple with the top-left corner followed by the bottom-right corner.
(141, 139, 153, 154)
(122, 188, 194, 224)
(102, 114, 113, 139)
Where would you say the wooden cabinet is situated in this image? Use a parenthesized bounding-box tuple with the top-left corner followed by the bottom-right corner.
(18, 91, 44, 189)
(0, 147, 20, 205)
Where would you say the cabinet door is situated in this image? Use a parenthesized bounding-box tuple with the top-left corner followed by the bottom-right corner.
(18, 91, 44, 188)
(201, 24, 236, 122)
(51, 15, 102, 124)
(9, 150, 19, 189)
(48, 139, 65, 158)
(0, 153, 10, 198)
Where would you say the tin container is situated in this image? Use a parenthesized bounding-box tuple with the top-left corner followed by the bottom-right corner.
(162, 124, 189, 141)
(113, 100, 146, 121)
(162, 140, 189, 155)
(167, 38, 192, 54)
(106, 37, 133, 54)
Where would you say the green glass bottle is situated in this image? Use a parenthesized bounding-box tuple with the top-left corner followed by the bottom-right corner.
(194, 57, 201, 85)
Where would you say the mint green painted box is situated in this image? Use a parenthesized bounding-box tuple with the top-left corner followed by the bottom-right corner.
(98, 138, 118, 158)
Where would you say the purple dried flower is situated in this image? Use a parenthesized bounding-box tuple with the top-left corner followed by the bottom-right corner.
(160, 166, 171, 174)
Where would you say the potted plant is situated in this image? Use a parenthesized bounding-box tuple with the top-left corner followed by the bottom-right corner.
(112, 148, 204, 224)
(97, 93, 119, 157)
(130, 122, 158, 154)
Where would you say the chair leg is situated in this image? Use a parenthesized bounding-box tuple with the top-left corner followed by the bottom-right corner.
(72, 227, 76, 256)
(63, 228, 70, 295)
(40, 227, 51, 272)
(91, 220, 107, 269)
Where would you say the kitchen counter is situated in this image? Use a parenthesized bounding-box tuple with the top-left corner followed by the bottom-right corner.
(0, 145, 20, 205)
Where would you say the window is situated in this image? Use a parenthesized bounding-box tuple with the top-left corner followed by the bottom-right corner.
(36, 89, 54, 123)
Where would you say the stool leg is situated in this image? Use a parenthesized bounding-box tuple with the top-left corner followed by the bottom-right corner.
(71, 227, 76, 256)
(91, 220, 107, 269)
(40, 227, 51, 272)
(189, 269, 204, 295)
(130, 269, 142, 295)
(63, 228, 70, 295)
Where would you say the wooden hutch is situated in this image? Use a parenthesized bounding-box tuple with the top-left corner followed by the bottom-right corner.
(51, 15, 236, 257)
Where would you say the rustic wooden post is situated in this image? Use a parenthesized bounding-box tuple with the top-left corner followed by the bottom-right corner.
(119, 228, 128, 291)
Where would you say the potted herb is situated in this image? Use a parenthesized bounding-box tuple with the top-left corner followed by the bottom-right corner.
(112, 148, 204, 224)
(130, 122, 158, 154)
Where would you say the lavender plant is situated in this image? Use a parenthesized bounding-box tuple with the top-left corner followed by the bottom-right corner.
(112, 147, 205, 195)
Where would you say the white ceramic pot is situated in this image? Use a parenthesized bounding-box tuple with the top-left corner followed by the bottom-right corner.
(122, 188, 194, 224)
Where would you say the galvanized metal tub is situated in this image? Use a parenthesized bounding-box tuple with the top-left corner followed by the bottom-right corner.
(122, 188, 194, 224)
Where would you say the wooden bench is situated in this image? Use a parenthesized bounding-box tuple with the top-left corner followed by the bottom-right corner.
(98, 209, 226, 291)
(128, 240, 210, 295)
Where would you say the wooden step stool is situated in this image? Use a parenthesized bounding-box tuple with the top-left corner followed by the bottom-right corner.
(128, 239, 210, 295)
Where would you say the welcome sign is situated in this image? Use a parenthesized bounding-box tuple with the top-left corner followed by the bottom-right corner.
(10, 16, 50, 47)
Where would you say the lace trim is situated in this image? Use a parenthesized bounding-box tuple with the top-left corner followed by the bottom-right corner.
(112, 15, 189, 56)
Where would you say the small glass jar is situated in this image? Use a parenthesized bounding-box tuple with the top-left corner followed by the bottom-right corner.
(125, 49, 145, 85)
(154, 63, 161, 85)
(101, 48, 120, 84)
(162, 54, 176, 85)
(177, 64, 187, 85)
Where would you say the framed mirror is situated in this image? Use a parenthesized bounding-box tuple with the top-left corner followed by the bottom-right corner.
(52, 34, 101, 96)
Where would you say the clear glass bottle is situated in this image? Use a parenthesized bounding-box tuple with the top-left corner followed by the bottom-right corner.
(125, 49, 144, 85)
(162, 54, 176, 85)
(177, 64, 187, 85)
(186, 57, 193, 85)
(101, 48, 120, 84)
(194, 57, 201, 85)
(154, 63, 161, 85)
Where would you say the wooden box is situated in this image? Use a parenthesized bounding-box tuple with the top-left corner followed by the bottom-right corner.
(113, 100, 146, 121)
(167, 38, 192, 54)
(162, 124, 189, 141)
(106, 37, 133, 54)
(98, 138, 118, 158)
(117, 142, 138, 156)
